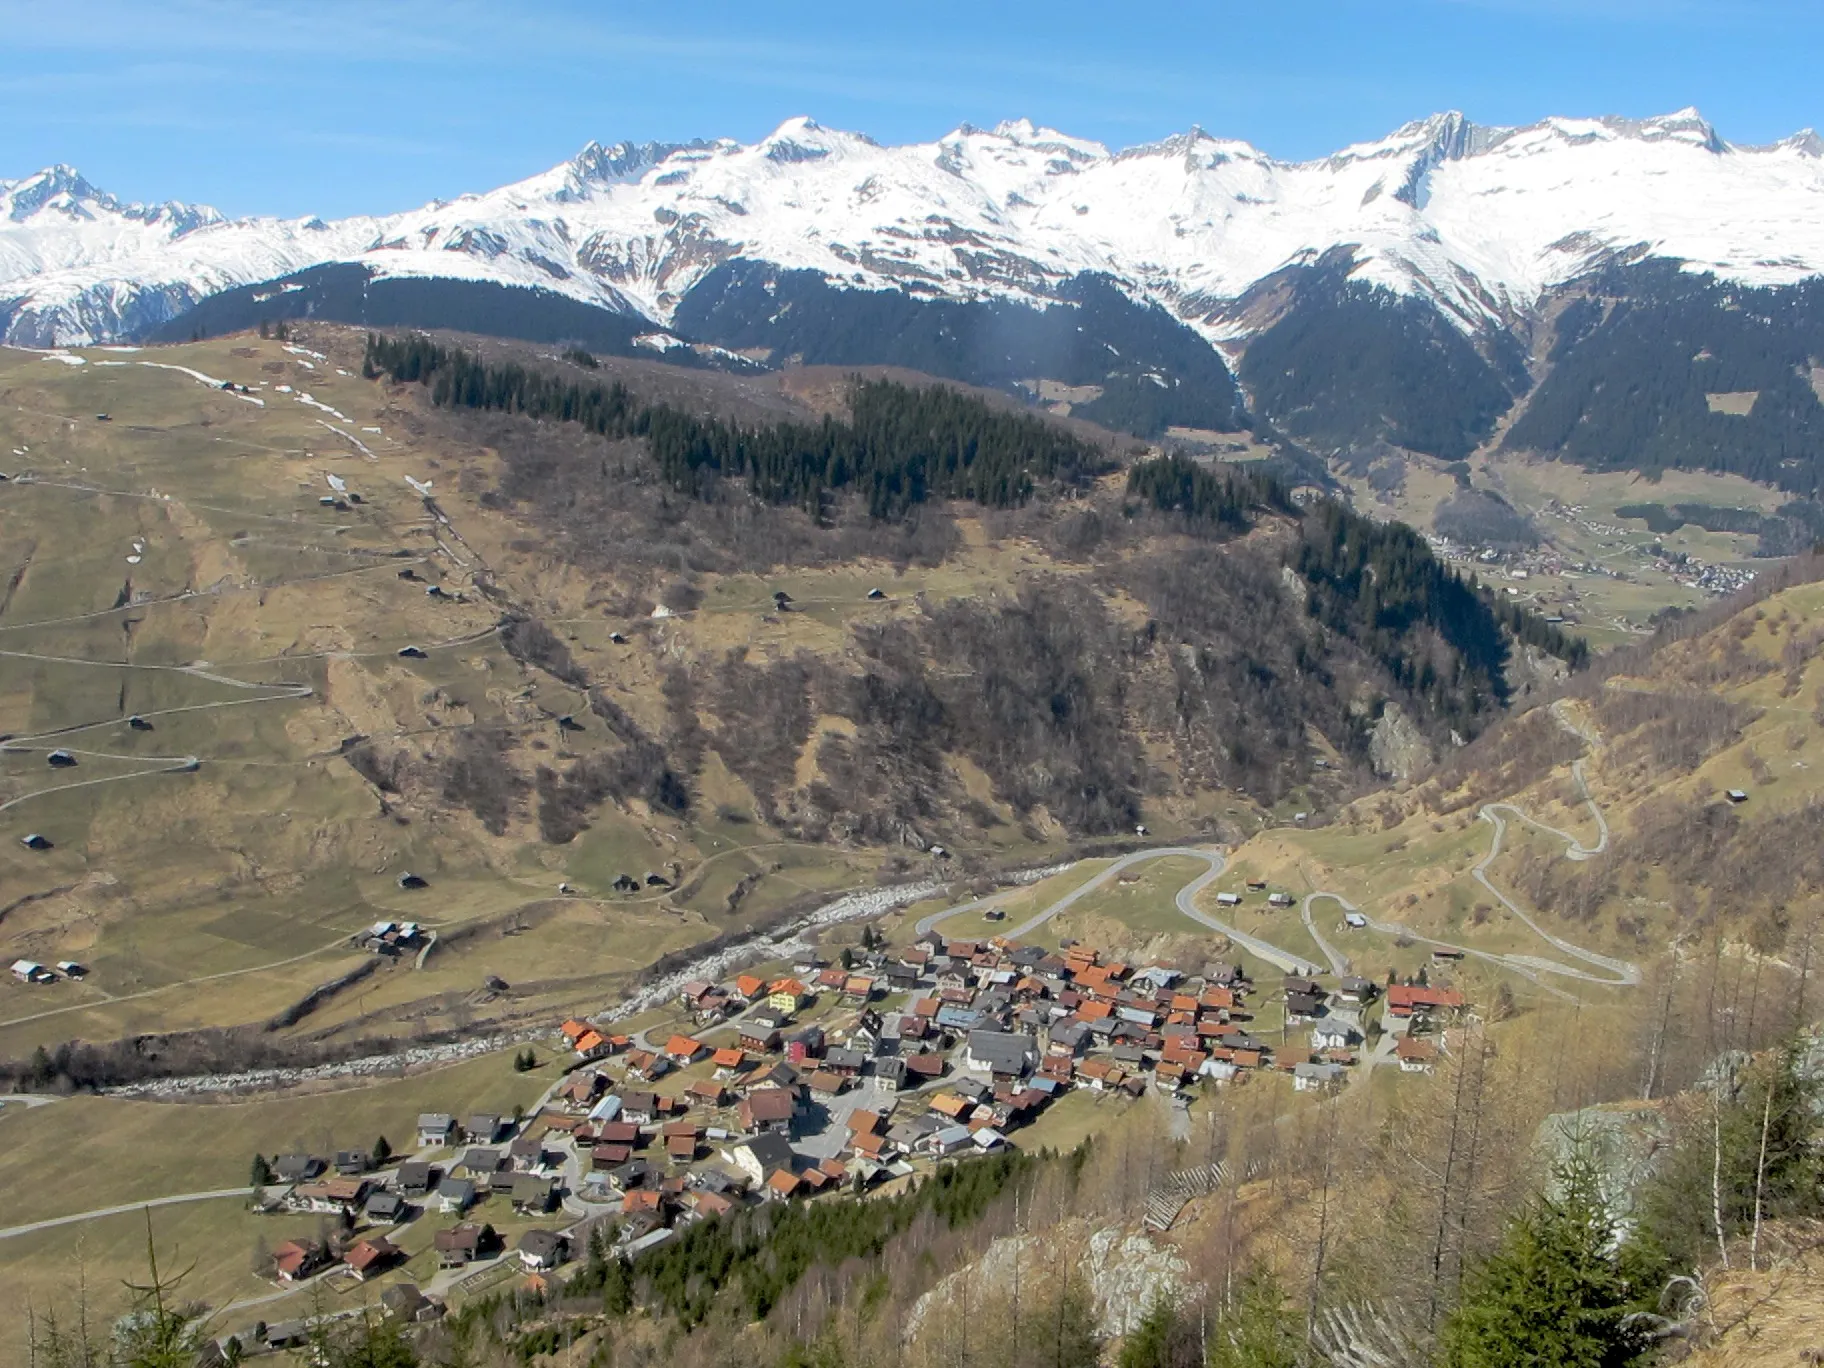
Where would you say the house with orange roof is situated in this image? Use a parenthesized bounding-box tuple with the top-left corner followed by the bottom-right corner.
(663, 1034, 708, 1064)
(765, 1168, 804, 1201)
(711, 1047, 748, 1078)
(559, 1019, 593, 1044)
(768, 978, 810, 1013)
(850, 1129, 890, 1159)
(735, 974, 766, 1002)
(928, 1092, 973, 1120)
(573, 1030, 610, 1059)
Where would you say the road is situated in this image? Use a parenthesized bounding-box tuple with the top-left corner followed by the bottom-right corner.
(915, 846, 1321, 976)
(0, 1186, 254, 1241)
(1300, 700, 1639, 993)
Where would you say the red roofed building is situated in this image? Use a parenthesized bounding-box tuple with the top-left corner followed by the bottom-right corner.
(1386, 985, 1466, 1020)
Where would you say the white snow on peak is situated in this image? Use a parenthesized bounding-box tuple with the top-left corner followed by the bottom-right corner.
(6, 108, 1824, 347)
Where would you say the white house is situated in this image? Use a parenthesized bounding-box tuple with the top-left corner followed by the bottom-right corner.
(1311, 1023, 1357, 1051)
(10, 960, 52, 983)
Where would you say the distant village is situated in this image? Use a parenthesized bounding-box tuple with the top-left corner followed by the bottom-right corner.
(229, 922, 1468, 1342)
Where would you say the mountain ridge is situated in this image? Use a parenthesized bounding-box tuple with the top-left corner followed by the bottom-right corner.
(6, 106, 1824, 350)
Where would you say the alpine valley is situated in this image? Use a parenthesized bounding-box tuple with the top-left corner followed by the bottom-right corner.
(7, 108, 1824, 488)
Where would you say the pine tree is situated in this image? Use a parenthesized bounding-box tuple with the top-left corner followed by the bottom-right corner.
(249, 1154, 274, 1187)
(371, 1135, 391, 1167)
(1206, 1271, 1305, 1368)
(602, 1254, 634, 1316)
(1442, 1153, 1646, 1368)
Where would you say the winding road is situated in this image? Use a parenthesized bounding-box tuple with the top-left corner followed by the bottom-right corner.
(915, 701, 1637, 995)
(1301, 701, 1639, 991)
(915, 846, 1323, 976)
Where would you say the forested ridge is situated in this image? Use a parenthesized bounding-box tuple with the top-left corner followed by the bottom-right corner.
(1237, 256, 1530, 463)
(366, 332, 1111, 517)
(672, 263, 1250, 438)
(359, 334, 1581, 840)
(1505, 263, 1824, 492)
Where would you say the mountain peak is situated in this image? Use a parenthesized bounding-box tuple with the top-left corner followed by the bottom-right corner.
(2, 164, 221, 232)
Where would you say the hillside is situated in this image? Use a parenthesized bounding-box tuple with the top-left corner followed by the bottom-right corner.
(0, 325, 1580, 1080)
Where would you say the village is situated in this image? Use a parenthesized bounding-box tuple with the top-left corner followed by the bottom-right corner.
(226, 914, 1469, 1343)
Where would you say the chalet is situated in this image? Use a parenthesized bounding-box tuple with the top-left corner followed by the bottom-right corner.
(903, 1051, 946, 1083)
(740, 1011, 788, 1053)
(274, 1154, 325, 1184)
(380, 1284, 439, 1323)
(1311, 1022, 1358, 1051)
(925, 1125, 974, 1156)
(663, 1034, 708, 1065)
(1345, 912, 1368, 929)
(730, 1131, 795, 1185)
(458, 1148, 503, 1179)
(785, 1025, 825, 1063)
(1215, 892, 1242, 907)
(1396, 1037, 1439, 1073)
(509, 1135, 550, 1171)
(396, 1161, 435, 1195)
(765, 1168, 805, 1201)
(435, 1177, 476, 1214)
(739, 1087, 797, 1135)
(619, 1092, 659, 1125)
(1335, 976, 1378, 1006)
(272, 1239, 330, 1283)
(850, 1129, 892, 1161)
(434, 1223, 495, 1269)
(1286, 992, 1326, 1024)
(712, 1047, 750, 1078)
(823, 1046, 868, 1077)
(734, 973, 767, 1002)
(665, 1129, 702, 1164)
(591, 1143, 634, 1170)
(687, 1079, 730, 1108)
(560, 1072, 606, 1108)
(1386, 984, 1466, 1023)
(464, 1114, 505, 1144)
(518, 1229, 567, 1271)
(364, 1191, 407, 1224)
(806, 1069, 848, 1101)
(624, 1049, 670, 1082)
(573, 1030, 612, 1060)
(929, 1092, 973, 1122)
(843, 975, 876, 1001)
(511, 1174, 557, 1214)
(871, 1056, 908, 1090)
(344, 1237, 401, 1281)
(289, 1177, 369, 1215)
(334, 1149, 371, 1176)
(1294, 1062, 1345, 1093)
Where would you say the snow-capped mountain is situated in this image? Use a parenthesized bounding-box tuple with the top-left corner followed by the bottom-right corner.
(5, 108, 1823, 350)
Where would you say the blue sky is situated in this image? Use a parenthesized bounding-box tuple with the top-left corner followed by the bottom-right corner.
(2, 0, 1819, 219)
